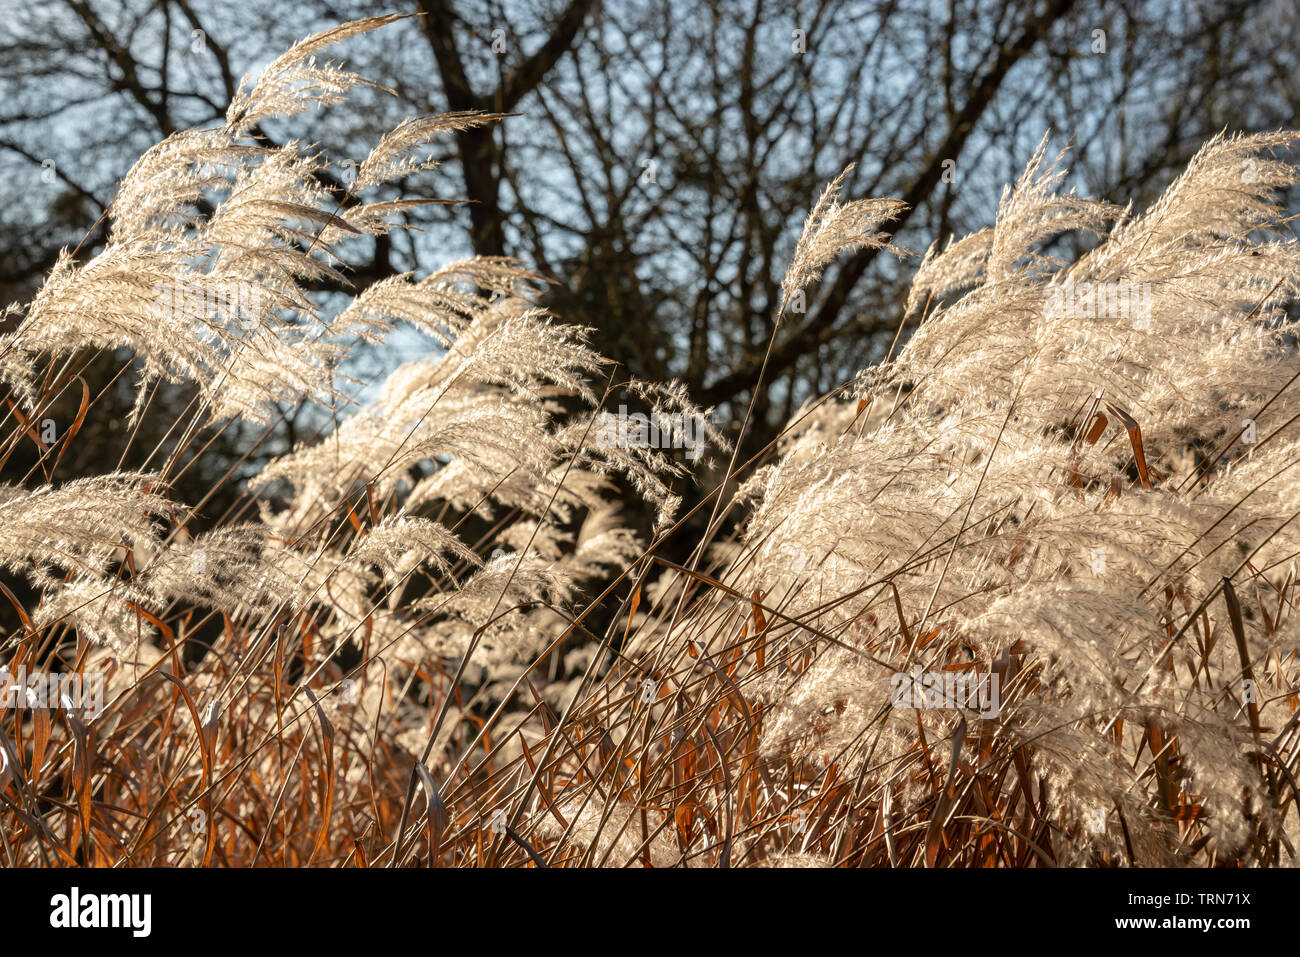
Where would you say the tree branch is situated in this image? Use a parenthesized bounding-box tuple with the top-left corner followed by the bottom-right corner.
(698, 0, 1081, 407)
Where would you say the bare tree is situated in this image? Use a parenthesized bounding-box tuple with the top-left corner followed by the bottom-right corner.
(2, 0, 1296, 449)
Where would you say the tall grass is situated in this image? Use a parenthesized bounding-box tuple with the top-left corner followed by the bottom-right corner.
(1, 17, 1298, 867)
